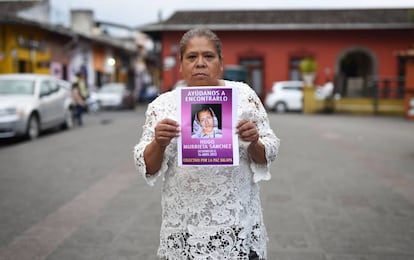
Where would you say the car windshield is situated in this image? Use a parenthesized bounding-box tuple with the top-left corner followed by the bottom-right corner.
(0, 79, 34, 95)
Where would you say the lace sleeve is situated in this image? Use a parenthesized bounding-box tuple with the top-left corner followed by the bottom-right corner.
(238, 83, 280, 183)
(133, 100, 170, 186)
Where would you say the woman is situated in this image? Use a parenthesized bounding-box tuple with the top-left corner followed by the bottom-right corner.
(192, 106, 222, 138)
(71, 82, 86, 126)
(134, 27, 280, 259)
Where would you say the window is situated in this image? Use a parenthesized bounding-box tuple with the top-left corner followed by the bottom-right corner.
(289, 57, 302, 81)
(40, 81, 52, 96)
(49, 81, 59, 93)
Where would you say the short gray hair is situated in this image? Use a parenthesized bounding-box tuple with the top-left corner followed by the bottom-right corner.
(179, 27, 223, 62)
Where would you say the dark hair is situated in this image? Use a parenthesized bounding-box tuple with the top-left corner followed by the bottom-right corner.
(179, 27, 223, 62)
(197, 107, 213, 121)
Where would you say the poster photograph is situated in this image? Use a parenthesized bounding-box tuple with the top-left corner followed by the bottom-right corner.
(177, 86, 239, 166)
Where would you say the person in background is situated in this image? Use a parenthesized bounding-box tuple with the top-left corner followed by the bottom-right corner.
(71, 82, 86, 126)
(133, 27, 280, 260)
(76, 71, 89, 100)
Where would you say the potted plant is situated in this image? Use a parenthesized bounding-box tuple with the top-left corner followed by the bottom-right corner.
(299, 57, 317, 86)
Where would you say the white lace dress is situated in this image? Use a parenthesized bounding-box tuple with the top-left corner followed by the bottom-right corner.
(134, 81, 280, 260)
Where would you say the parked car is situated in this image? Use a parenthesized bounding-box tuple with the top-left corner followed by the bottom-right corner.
(265, 81, 304, 113)
(85, 92, 101, 113)
(0, 74, 74, 140)
(138, 85, 159, 103)
(93, 83, 135, 110)
(264, 80, 335, 113)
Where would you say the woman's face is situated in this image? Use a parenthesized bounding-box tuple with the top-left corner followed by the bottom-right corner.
(180, 36, 223, 86)
(198, 110, 214, 134)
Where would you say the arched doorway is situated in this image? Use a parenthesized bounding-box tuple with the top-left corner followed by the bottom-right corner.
(335, 47, 377, 97)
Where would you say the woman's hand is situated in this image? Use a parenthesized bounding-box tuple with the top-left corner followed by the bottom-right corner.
(154, 119, 180, 147)
(144, 119, 180, 174)
(237, 119, 266, 164)
(236, 119, 259, 143)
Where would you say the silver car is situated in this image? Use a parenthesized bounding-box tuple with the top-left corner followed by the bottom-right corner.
(0, 74, 74, 140)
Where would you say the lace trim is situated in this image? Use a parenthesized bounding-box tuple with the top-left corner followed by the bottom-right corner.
(159, 224, 266, 260)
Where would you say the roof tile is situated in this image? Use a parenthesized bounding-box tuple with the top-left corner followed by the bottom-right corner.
(165, 9, 413, 25)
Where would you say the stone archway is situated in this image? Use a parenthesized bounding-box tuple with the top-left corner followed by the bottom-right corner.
(335, 47, 377, 97)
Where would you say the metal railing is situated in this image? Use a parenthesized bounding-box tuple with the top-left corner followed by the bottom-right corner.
(369, 76, 405, 99)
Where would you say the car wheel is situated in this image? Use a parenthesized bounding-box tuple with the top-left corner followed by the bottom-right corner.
(62, 108, 74, 129)
(274, 102, 287, 113)
(27, 114, 40, 140)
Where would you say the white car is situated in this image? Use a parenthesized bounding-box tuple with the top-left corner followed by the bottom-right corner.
(264, 81, 304, 113)
(93, 83, 135, 110)
(0, 74, 74, 140)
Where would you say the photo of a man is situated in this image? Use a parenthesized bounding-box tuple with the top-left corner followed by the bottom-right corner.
(191, 104, 222, 138)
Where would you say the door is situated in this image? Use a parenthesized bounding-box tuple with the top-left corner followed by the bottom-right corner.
(39, 79, 65, 127)
(38, 80, 54, 126)
(240, 58, 264, 99)
(47, 80, 66, 124)
(284, 84, 304, 110)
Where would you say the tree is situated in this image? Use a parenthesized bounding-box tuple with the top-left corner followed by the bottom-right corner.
(299, 57, 317, 73)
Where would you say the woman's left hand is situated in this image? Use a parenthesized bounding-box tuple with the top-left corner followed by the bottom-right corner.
(236, 119, 259, 143)
(237, 119, 267, 164)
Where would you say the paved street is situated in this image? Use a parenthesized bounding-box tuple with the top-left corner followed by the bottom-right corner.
(0, 107, 413, 260)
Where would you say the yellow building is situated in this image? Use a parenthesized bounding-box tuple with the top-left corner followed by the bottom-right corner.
(0, 15, 75, 75)
(1, 14, 137, 87)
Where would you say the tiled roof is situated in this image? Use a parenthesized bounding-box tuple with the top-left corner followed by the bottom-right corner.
(168, 9, 412, 24)
(0, 0, 42, 15)
(139, 8, 414, 31)
(0, 14, 136, 52)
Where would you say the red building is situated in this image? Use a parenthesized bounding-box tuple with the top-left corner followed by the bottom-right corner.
(140, 9, 414, 100)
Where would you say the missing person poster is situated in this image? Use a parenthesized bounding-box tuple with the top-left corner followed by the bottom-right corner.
(177, 86, 239, 166)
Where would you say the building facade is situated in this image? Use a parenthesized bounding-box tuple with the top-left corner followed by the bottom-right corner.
(0, 2, 138, 90)
(140, 9, 414, 101)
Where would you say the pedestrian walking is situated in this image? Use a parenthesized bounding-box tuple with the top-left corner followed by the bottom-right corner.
(75, 71, 89, 100)
(71, 82, 86, 126)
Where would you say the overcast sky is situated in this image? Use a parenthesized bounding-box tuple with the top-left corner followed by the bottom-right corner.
(50, 0, 414, 27)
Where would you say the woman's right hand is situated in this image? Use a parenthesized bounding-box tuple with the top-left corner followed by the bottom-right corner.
(154, 119, 180, 147)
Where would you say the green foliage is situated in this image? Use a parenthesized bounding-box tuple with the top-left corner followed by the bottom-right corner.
(299, 57, 317, 73)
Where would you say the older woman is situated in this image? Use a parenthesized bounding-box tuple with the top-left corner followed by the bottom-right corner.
(134, 27, 280, 260)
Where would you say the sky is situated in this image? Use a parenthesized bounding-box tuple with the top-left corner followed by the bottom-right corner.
(50, 0, 414, 28)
